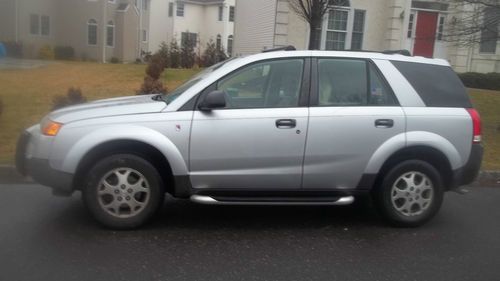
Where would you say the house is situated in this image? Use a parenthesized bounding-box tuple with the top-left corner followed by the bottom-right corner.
(0, 0, 151, 62)
(149, 0, 235, 56)
(233, 0, 500, 73)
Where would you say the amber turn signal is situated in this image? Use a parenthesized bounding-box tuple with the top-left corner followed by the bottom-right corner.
(42, 121, 63, 136)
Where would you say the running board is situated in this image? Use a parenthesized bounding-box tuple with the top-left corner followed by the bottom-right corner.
(190, 195, 355, 206)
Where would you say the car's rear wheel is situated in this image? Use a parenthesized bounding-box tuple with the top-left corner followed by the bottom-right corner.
(82, 154, 165, 229)
(373, 160, 444, 227)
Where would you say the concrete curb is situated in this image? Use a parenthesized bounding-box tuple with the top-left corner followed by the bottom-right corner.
(0, 165, 499, 187)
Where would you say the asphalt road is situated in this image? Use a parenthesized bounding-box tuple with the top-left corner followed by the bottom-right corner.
(0, 184, 499, 281)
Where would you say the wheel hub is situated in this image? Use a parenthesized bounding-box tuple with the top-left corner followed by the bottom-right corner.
(390, 171, 434, 217)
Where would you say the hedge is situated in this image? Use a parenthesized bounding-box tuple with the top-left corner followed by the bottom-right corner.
(458, 72, 500, 91)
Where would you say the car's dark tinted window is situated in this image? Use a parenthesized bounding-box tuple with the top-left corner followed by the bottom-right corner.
(317, 59, 398, 106)
(391, 61, 472, 108)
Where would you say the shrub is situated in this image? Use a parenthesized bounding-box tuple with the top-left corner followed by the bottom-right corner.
(201, 40, 227, 67)
(169, 39, 181, 68)
(52, 87, 87, 110)
(156, 41, 169, 68)
(38, 45, 54, 60)
(54, 46, 75, 60)
(458, 72, 500, 91)
(180, 36, 196, 68)
(110, 57, 120, 64)
(2, 41, 23, 58)
(137, 54, 167, 95)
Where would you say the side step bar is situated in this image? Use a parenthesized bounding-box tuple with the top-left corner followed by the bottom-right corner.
(190, 195, 355, 206)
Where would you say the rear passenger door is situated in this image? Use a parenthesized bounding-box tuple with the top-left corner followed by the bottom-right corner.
(303, 58, 405, 190)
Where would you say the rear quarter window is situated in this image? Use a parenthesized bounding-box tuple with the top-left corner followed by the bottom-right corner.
(391, 61, 472, 108)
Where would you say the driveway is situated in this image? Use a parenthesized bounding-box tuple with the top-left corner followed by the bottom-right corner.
(0, 184, 499, 281)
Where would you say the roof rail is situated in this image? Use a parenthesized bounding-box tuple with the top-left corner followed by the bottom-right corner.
(262, 45, 296, 53)
(381, 49, 412, 56)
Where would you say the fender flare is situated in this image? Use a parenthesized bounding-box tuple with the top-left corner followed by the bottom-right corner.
(60, 125, 188, 176)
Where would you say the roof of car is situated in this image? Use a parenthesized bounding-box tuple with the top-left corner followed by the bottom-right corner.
(239, 50, 450, 67)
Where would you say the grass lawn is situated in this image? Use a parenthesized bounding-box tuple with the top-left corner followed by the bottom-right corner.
(0, 61, 200, 163)
(0, 62, 499, 171)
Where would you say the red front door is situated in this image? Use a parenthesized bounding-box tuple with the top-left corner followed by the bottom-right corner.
(413, 11, 438, 58)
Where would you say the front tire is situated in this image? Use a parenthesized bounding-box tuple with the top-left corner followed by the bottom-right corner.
(372, 160, 444, 227)
(82, 154, 165, 229)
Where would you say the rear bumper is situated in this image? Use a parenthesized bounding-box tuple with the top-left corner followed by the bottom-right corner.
(453, 144, 483, 188)
(16, 131, 74, 195)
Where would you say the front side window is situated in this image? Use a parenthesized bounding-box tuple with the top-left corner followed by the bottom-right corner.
(30, 14, 39, 35)
(216, 59, 304, 109)
(325, 9, 348, 50)
(88, 19, 98, 45)
(318, 59, 396, 106)
(177, 3, 184, 17)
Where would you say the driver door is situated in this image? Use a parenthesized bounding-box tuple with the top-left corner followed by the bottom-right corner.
(189, 58, 310, 190)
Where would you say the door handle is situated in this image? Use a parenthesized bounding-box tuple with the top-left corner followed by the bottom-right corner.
(276, 119, 296, 129)
(375, 119, 394, 128)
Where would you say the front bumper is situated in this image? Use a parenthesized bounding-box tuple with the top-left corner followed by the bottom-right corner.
(16, 131, 74, 195)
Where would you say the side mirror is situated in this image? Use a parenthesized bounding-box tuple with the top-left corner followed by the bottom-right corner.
(198, 90, 226, 111)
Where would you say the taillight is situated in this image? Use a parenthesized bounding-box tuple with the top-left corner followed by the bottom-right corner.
(466, 108, 481, 143)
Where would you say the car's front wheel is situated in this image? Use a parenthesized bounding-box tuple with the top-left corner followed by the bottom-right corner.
(373, 160, 444, 227)
(82, 154, 165, 229)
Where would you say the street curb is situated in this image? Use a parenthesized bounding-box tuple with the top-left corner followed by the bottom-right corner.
(0, 165, 499, 187)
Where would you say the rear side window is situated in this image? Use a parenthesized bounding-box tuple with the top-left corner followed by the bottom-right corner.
(391, 61, 472, 108)
(317, 58, 397, 106)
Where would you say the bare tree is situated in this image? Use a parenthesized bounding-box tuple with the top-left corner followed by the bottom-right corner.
(444, 0, 500, 47)
(288, 0, 330, 50)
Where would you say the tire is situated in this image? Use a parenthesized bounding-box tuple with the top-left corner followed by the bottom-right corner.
(372, 160, 444, 227)
(82, 154, 165, 229)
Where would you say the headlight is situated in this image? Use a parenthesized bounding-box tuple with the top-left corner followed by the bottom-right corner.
(41, 119, 63, 136)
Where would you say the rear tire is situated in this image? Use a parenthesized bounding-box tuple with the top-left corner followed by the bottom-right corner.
(372, 160, 444, 227)
(82, 154, 165, 229)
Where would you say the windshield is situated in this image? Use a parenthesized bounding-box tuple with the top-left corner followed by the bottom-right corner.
(163, 58, 239, 104)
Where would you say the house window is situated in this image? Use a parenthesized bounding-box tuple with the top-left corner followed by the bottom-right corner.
(325, 9, 348, 50)
(479, 7, 498, 54)
(87, 19, 98, 45)
(407, 13, 414, 38)
(229, 6, 235, 22)
(41, 15, 50, 36)
(30, 14, 40, 35)
(177, 3, 184, 17)
(437, 16, 445, 41)
(218, 5, 223, 21)
(168, 2, 173, 17)
(142, 29, 148, 42)
(107, 21, 114, 47)
(328, 0, 350, 6)
(216, 34, 222, 50)
(351, 10, 365, 50)
(227, 35, 233, 56)
(181, 32, 197, 47)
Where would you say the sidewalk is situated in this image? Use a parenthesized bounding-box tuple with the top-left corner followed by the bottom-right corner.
(0, 165, 498, 187)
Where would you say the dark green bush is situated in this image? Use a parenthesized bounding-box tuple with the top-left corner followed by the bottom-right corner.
(169, 39, 181, 68)
(201, 40, 227, 67)
(52, 87, 87, 110)
(54, 46, 75, 60)
(137, 54, 167, 95)
(458, 72, 500, 91)
(156, 41, 169, 68)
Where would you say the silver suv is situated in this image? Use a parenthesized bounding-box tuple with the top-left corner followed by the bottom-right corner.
(16, 50, 483, 229)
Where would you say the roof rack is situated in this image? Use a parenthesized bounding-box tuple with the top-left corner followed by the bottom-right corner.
(262, 45, 296, 53)
(381, 49, 412, 56)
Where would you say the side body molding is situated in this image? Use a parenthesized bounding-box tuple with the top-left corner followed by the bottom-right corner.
(59, 125, 189, 176)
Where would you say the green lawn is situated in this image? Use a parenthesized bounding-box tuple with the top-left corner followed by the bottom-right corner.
(0, 62, 499, 170)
